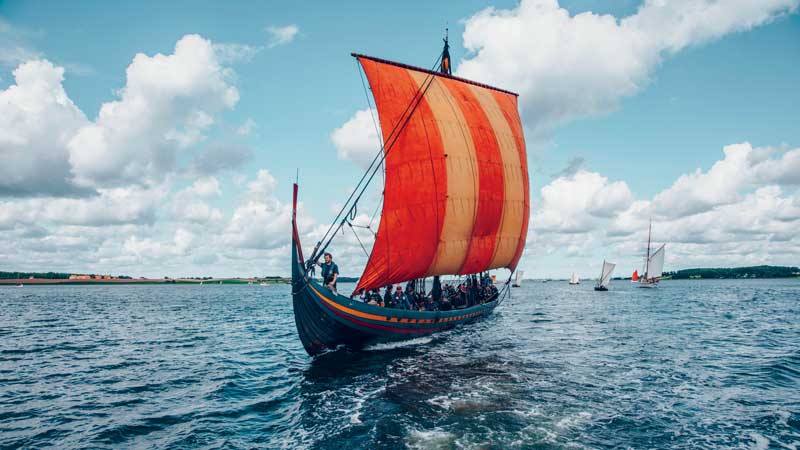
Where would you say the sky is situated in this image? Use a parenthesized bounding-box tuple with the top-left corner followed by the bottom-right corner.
(1, 0, 799, 280)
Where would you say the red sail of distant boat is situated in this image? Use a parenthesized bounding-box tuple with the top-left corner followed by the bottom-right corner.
(631, 270, 639, 281)
(354, 54, 530, 293)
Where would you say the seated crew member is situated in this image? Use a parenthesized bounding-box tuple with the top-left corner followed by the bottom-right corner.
(405, 285, 417, 310)
(369, 289, 383, 306)
(316, 252, 339, 294)
(367, 291, 380, 306)
(411, 286, 423, 310)
(469, 274, 479, 306)
(489, 284, 499, 301)
(392, 285, 406, 309)
(458, 283, 468, 308)
(384, 285, 396, 308)
(356, 288, 367, 302)
(404, 285, 414, 309)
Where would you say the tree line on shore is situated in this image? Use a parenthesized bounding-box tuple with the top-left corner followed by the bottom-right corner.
(0, 271, 132, 280)
(663, 265, 799, 279)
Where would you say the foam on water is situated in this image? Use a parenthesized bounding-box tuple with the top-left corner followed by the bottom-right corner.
(364, 336, 434, 351)
(405, 428, 456, 450)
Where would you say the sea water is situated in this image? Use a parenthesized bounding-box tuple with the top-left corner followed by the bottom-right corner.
(1, 279, 798, 449)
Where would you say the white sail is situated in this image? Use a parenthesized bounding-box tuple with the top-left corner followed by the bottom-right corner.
(513, 271, 524, 287)
(646, 244, 666, 279)
(599, 261, 616, 287)
(569, 272, 580, 284)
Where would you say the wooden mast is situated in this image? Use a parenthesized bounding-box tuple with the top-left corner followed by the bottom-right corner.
(644, 219, 652, 280)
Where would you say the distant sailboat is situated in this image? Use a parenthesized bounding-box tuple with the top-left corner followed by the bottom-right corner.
(512, 270, 524, 288)
(594, 260, 616, 291)
(638, 220, 666, 288)
(569, 272, 580, 285)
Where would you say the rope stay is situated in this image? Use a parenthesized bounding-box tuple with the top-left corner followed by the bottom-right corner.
(347, 221, 371, 258)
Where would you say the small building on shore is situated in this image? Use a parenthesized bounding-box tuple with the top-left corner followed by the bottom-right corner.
(69, 274, 92, 280)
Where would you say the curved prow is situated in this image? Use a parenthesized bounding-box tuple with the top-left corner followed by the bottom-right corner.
(291, 183, 305, 283)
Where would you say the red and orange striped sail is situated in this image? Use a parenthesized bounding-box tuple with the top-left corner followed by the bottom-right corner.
(354, 55, 530, 293)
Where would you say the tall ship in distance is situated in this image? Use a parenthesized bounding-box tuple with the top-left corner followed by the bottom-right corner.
(637, 220, 666, 288)
(290, 35, 530, 355)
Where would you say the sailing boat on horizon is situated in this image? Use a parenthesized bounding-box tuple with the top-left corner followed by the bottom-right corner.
(569, 272, 580, 285)
(290, 36, 530, 356)
(594, 260, 616, 291)
(512, 271, 524, 288)
(638, 220, 666, 288)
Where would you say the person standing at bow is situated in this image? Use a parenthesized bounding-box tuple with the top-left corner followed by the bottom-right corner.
(317, 252, 339, 294)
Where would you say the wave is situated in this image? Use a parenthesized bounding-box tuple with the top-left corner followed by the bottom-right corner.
(364, 336, 433, 351)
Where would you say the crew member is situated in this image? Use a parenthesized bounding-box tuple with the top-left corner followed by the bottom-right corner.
(317, 252, 339, 294)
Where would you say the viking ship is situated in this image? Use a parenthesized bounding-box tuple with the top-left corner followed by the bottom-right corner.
(291, 37, 530, 356)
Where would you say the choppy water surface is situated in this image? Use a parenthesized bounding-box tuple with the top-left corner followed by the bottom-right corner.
(1, 279, 799, 449)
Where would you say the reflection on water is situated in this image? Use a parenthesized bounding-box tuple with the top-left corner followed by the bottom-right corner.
(1, 280, 799, 448)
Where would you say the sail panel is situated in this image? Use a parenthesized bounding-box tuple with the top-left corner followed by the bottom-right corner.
(469, 85, 526, 270)
(647, 244, 665, 278)
(491, 91, 530, 270)
(441, 79, 504, 275)
(355, 57, 447, 292)
(600, 261, 616, 287)
(407, 72, 478, 275)
(355, 55, 530, 292)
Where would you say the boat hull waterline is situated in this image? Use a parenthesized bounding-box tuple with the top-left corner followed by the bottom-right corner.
(292, 273, 499, 356)
(290, 184, 503, 356)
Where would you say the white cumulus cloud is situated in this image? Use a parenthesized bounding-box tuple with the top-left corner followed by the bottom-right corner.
(457, 0, 799, 135)
(67, 34, 240, 188)
(527, 141, 800, 276)
(0, 60, 91, 197)
(331, 108, 382, 169)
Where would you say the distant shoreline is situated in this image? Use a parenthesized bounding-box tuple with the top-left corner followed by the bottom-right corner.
(0, 278, 290, 285)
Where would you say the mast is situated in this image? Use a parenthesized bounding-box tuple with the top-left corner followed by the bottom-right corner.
(440, 28, 452, 75)
(644, 218, 652, 279)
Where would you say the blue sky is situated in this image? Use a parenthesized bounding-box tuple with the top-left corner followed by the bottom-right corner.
(1, 0, 799, 279)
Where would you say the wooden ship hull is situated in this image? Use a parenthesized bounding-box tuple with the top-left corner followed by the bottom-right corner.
(291, 188, 500, 355)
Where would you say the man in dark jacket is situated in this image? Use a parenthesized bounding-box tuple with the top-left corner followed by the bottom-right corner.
(317, 252, 339, 294)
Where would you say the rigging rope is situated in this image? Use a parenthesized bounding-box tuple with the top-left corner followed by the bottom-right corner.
(347, 221, 371, 258)
(356, 59, 387, 196)
(308, 52, 444, 269)
(367, 197, 382, 230)
(357, 59, 384, 158)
